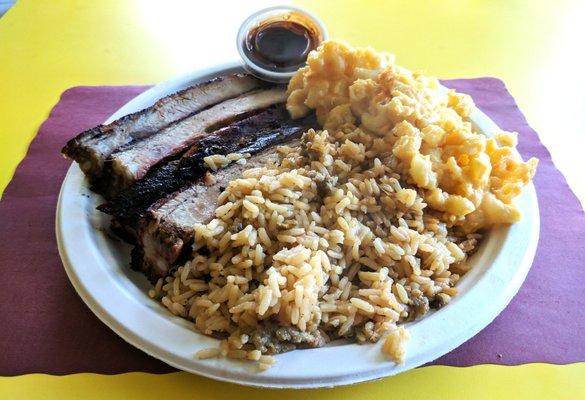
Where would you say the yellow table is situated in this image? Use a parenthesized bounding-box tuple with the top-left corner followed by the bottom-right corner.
(1, 1, 583, 398)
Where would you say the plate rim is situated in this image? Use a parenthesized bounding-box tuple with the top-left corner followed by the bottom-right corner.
(56, 61, 540, 388)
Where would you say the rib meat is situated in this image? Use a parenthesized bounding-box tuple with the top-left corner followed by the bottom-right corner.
(60, 73, 317, 282)
(62, 74, 262, 185)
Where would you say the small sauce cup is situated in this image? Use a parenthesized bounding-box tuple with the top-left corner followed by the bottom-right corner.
(237, 6, 328, 83)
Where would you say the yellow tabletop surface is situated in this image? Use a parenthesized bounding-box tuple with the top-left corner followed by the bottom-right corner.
(0, 0, 584, 398)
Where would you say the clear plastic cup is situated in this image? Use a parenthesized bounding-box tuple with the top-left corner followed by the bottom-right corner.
(236, 5, 328, 83)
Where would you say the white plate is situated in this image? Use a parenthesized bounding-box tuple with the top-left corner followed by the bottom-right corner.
(56, 61, 540, 388)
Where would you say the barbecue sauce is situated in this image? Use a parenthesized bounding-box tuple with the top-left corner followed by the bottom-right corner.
(244, 12, 321, 72)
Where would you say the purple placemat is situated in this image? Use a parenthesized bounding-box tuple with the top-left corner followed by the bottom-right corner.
(0, 79, 583, 376)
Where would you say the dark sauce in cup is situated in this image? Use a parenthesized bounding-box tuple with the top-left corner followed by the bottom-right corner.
(243, 12, 322, 73)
